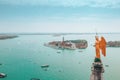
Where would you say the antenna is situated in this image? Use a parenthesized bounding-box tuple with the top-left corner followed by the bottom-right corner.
(95, 28, 98, 36)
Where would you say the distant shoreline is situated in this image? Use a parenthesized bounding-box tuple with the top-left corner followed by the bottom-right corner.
(0, 35, 18, 40)
(0, 32, 120, 35)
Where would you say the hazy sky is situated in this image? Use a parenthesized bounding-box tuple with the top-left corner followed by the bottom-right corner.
(0, 0, 120, 33)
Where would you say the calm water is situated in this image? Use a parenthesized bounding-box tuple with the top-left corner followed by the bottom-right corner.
(0, 34, 120, 80)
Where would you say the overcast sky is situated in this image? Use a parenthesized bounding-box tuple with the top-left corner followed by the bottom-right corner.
(0, 0, 120, 33)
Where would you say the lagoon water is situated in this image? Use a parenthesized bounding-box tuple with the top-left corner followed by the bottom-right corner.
(0, 34, 120, 80)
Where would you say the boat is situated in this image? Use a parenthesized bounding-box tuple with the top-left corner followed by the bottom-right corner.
(41, 64, 49, 68)
(57, 51, 61, 53)
(105, 65, 109, 67)
(0, 73, 7, 78)
(78, 50, 83, 52)
(57, 50, 61, 53)
(31, 78, 40, 80)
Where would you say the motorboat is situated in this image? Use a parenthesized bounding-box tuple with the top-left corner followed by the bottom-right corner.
(0, 73, 7, 78)
(41, 64, 49, 68)
(31, 78, 40, 80)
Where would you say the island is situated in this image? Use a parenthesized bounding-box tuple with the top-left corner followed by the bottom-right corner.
(44, 38, 88, 50)
(107, 41, 120, 47)
(0, 35, 18, 40)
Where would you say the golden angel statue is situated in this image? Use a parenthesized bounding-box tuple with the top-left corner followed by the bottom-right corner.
(95, 36, 106, 59)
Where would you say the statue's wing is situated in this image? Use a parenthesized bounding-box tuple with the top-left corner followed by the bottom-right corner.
(100, 37, 106, 57)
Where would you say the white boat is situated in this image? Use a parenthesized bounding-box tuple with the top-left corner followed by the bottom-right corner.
(0, 73, 7, 78)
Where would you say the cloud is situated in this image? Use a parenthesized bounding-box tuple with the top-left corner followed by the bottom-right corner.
(0, 0, 120, 8)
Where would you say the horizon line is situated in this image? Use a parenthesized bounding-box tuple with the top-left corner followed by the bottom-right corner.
(0, 32, 120, 35)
